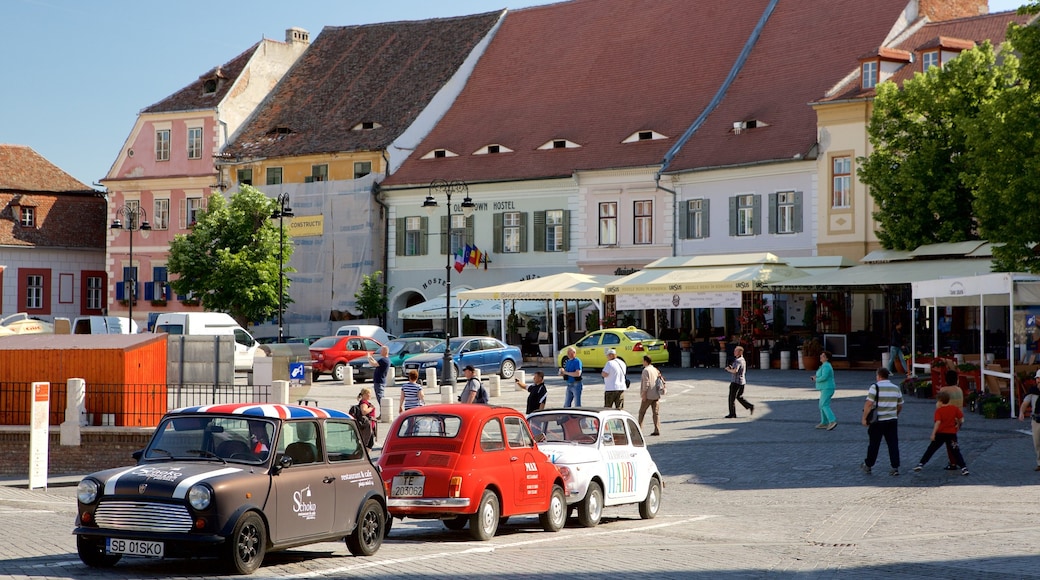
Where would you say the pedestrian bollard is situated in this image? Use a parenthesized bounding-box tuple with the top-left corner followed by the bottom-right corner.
(441, 383, 455, 403)
(387, 366, 395, 385)
(489, 375, 501, 397)
(343, 366, 354, 386)
(515, 370, 526, 390)
(425, 368, 438, 389)
(379, 397, 395, 423)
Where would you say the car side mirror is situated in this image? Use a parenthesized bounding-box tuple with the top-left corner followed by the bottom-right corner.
(132, 449, 143, 461)
(273, 453, 293, 474)
(601, 433, 613, 445)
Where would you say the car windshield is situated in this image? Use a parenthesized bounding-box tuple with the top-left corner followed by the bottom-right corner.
(394, 414, 463, 438)
(527, 413, 600, 444)
(146, 415, 274, 464)
(623, 329, 656, 341)
(310, 337, 338, 349)
(386, 341, 407, 355)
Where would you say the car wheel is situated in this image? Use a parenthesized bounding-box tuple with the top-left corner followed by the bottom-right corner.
(76, 536, 121, 568)
(345, 499, 384, 556)
(638, 476, 662, 520)
(333, 363, 347, 382)
(560, 356, 568, 368)
(539, 484, 567, 532)
(499, 359, 516, 379)
(225, 511, 267, 575)
(311, 370, 321, 382)
(443, 515, 468, 530)
(468, 490, 500, 540)
(577, 480, 603, 527)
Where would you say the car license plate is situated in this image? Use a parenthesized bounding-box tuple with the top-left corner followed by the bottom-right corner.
(648, 344, 662, 350)
(107, 538, 164, 557)
(392, 475, 425, 497)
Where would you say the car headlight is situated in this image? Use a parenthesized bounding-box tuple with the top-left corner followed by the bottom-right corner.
(188, 484, 212, 510)
(77, 479, 100, 504)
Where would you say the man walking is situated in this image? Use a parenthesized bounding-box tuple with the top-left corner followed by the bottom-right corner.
(724, 345, 754, 418)
(601, 349, 627, 409)
(368, 345, 390, 404)
(887, 321, 908, 376)
(861, 367, 904, 476)
(561, 347, 584, 407)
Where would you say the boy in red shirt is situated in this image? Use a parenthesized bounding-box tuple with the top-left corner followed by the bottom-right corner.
(913, 390, 969, 475)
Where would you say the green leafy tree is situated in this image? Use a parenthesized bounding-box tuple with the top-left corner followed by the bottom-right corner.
(167, 185, 294, 327)
(860, 42, 1010, 250)
(354, 271, 391, 327)
(969, 2, 1040, 272)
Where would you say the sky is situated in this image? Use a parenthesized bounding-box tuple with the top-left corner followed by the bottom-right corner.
(1, 0, 1030, 188)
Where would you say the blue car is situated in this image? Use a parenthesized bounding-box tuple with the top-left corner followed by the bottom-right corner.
(402, 336, 522, 383)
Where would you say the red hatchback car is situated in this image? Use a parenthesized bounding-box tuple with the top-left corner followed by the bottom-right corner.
(378, 404, 568, 540)
(309, 335, 383, 382)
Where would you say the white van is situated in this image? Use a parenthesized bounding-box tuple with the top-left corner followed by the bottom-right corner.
(154, 312, 258, 371)
(335, 324, 390, 345)
(72, 316, 138, 335)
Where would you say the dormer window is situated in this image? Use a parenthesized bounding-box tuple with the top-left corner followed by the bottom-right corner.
(267, 126, 293, 135)
(622, 130, 667, 143)
(199, 66, 226, 95)
(421, 149, 459, 160)
(862, 61, 878, 89)
(538, 139, 580, 150)
(19, 206, 34, 228)
(203, 79, 218, 94)
(732, 120, 769, 134)
(473, 144, 513, 155)
(922, 50, 940, 71)
(351, 121, 382, 131)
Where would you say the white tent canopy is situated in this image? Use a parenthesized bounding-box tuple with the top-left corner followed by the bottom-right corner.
(399, 295, 543, 320)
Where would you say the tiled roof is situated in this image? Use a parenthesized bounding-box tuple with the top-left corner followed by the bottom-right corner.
(383, 0, 915, 186)
(819, 10, 1034, 104)
(0, 144, 93, 192)
(222, 11, 504, 160)
(0, 192, 105, 248)
(142, 42, 261, 113)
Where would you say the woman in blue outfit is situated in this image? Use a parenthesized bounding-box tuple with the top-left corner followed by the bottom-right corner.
(810, 350, 837, 430)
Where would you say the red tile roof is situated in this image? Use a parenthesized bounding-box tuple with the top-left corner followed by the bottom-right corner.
(0, 144, 93, 192)
(222, 12, 504, 160)
(142, 42, 261, 113)
(382, 0, 915, 186)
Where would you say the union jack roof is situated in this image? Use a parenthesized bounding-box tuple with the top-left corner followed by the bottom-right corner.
(170, 403, 350, 419)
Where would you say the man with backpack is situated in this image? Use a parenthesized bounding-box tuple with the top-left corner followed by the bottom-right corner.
(459, 365, 489, 404)
(638, 355, 664, 436)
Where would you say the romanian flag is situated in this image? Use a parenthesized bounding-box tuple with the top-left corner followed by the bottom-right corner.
(454, 248, 466, 273)
(469, 246, 481, 265)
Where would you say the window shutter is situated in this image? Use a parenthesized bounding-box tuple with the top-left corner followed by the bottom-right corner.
(396, 217, 406, 256)
(154, 266, 168, 282)
(440, 215, 449, 255)
(116, 282, 125, 300)
(144, 282, 155, 301)
(752, 194, 762, 235)
(520, 211, 529, 252)
(768, 193, 778, 234)
(466, 216, 475, 245)
(703, 199, 711, 238)
(728, 197, 738, 237)
(493, 213, 503, 253)
(179, 198, 186, 229)
(419, 216, 429, 255)
(533, 211, 546, 252)
(793, 191, 803, 233)
(678, 202, 689, 239)
(561, 210, 570, 251)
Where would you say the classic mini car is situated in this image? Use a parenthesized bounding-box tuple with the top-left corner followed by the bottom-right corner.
(348, 337, 443, 382)
(557, 327, 668, 370)
(73, 403, 387, 574)
(526, 408, 662, 527)
(403, 336, 522, 383)
(378, 403, 567, 540)
(309, 335, 383, 382)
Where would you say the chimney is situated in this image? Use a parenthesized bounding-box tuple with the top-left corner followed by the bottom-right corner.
(286, 27, 310, 45)
(918, 0, 988, 21)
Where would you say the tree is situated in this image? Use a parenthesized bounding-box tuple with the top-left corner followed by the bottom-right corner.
(167, 185, 294, 327)
(354, 271, 391, 327)
(860, 42, 1011, 250)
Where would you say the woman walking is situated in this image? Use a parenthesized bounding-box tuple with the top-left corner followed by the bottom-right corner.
(810, 350, 837, 430)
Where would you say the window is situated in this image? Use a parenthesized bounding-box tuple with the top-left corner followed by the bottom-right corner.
(479, 419, 506, 452)
(832, 156, 851, 208)
(123, 200, 141, 230)
(183, 197, 204, 228)
(19, 206, 34, 227)
(681, 199, 708, 239)
(26, 274, 43, 309)
(354, 161, 372, 179)
(504, 416, 534, 448)
(86, 275, 103, 310)
(729, 194, 761, 237)
(923, 51, 939, 71)
(237, 169, 252, 186)
(545, 210, 565, 251)
(503, 212, 521, 253)
(450, 214, 466, 255)
(325, 421, 364, 462)
(309, 164, 328, 182)
(599, 202, 617, 245)
(633, 200, 652, 244)
(146, 267, 168, 301)
(187, 127, 203, 159)
(154, 198, 170, 230)
(266, 167, 283, 185)
(439, 214, 473, 255)
(155, 129, 170, 161)
(769, 191, 802, 234)
(862, 61, 878, 89)
(396, 216, 428, 256)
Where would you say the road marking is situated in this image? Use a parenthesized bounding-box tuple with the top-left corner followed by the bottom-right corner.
(276, 516, 715, 579)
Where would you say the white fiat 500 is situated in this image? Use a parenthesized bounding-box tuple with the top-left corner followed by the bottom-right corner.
(526, 408, 662, 527)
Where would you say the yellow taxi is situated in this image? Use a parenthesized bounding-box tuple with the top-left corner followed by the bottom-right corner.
(557, 327, 668, 370)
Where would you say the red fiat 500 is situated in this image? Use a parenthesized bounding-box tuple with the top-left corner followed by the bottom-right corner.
(378, 403, 567, 540)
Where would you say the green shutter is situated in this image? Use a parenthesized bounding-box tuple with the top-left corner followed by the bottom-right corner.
(703, 199, 710, 238)
(493, 213, 503, 253)
(396, 217, 406, 256)
(768, 193, 777, 234)
(420, 216, 429, 255)
(560, 210, 570, 251)
(728, 197, 738, 237)
(520, 212, 529, 252)
(440, 215, 448, 255)
(792, 191, 803, 233)
(752, 194, 762, 235)
(533, 211, 546, 252)
(678, 201, 689, 239)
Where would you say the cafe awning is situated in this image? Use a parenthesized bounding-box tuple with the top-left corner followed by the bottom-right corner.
(398, 295, 543, 320)
(768, 258, 997, 291)
(458, 272, 618, 301)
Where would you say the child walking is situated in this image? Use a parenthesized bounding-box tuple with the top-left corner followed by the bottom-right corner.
(913, 390, 969, 475)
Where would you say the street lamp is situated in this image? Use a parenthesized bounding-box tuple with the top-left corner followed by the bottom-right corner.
(423, 179, 475, 388)
(271, 193, 294, 343)
(110, 204, 151, 328)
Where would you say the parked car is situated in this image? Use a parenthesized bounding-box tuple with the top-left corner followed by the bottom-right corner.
(349, 337, 443, 382)
(256, 336, 283, 345)
(286, 335, 324, 347)
(403, 336, 522, 383)
(309, 335, 383, 382)
(557, 327, 668, 370)
(399, 329, 448, 339)
(73, 403, 387, 574)
(335, 324, 392, 345)
(154, 312, 259, 372)
(526, 408, 663, 527)
(378, 403, 567, 540)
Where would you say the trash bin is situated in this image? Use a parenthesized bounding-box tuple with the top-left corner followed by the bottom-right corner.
(881, 352, 891, 371)
(780, 351, 791, 370)
(759, 351, 770, 370)
(681, 351, 691, 368)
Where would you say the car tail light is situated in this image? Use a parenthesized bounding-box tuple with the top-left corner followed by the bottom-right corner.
(448, 476, 463, 498)
(633, 342, 645, 352)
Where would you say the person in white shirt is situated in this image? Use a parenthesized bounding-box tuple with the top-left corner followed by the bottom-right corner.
(601, 349, 628, 409)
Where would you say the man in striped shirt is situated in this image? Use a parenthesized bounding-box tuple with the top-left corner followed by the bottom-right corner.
(861, 367, 904, 476)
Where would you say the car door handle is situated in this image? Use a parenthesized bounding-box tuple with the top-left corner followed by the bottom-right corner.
(323, 476, 335, 484)
(510, 456, 519, 462)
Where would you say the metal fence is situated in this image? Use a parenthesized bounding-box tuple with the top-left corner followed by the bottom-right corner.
(0, 382, 271, 427)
